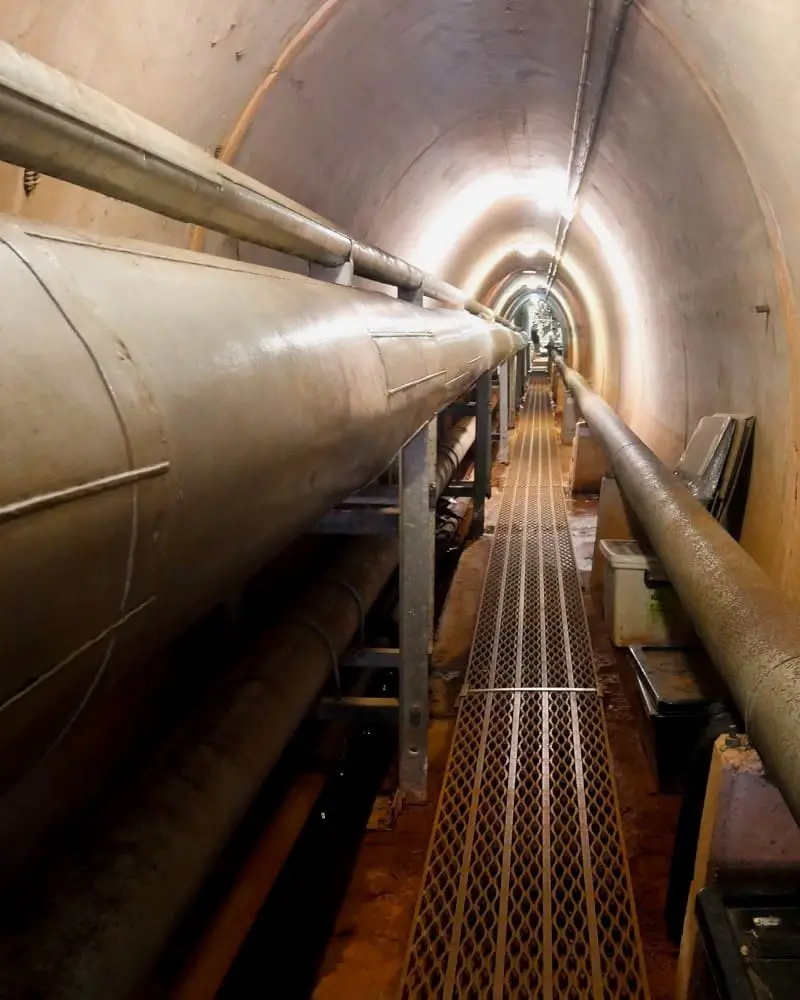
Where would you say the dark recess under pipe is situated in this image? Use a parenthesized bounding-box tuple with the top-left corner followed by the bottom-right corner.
(0, 418, 479, 1000)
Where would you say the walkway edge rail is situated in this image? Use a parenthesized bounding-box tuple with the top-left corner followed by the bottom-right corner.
(0, 41, 509, 327)
(555, 356, 800, 824)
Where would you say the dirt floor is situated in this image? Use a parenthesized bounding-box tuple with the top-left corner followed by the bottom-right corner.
(313, 426, 681, 1000)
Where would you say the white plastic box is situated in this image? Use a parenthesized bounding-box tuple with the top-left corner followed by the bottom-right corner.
(599, 539, 695, 647)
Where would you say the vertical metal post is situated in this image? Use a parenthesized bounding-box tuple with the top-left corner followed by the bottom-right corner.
(498, 360, 510, 464)
(398, 286, 424, 306)
(309, 259, 354, 285)
(562, 391, 578, 444)
(517, 347, 526, 407)
(508, 356, 517, 430)
(471, 370, 492, 537)
(399, 419, 436, 803)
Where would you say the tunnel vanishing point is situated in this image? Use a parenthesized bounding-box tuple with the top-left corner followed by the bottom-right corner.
(2, 3, 800, 999)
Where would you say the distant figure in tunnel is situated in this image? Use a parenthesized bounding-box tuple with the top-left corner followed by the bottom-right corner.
(530, 296, 562, 354)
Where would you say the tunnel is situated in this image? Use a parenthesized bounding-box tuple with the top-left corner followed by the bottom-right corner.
(1, 2, 799, 998)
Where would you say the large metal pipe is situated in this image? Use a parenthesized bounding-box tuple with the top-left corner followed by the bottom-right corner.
(555, 358, 800, 822)
(0, 41, 514, 326)
(0, 215, 524, 790)
(0, 418, 479, 1000)
(435, 417, 476, 497)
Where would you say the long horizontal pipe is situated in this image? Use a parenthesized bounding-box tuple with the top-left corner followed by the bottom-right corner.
(0, 214, 525, 791)
(0, 41, 512, 326)
(545, 0, 633, 297)
(555, 357, 800, 822)
(436, 417, 476, 496)
(0, 419, 478, 999)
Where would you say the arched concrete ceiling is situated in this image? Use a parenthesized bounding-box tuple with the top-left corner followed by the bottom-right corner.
(0, 0, 798, 595)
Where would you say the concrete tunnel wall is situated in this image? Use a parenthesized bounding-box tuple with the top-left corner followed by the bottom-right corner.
(0, 0, 799, 866)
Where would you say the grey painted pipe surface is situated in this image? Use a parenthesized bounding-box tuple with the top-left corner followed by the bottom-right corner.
(0, 215, 525, 790)
(0, 418, 479, 1000)
(556, 358, 800, 823)
(0, 40, 515, 328)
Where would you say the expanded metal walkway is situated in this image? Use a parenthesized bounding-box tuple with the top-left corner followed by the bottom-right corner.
(401, 382, 649, 999)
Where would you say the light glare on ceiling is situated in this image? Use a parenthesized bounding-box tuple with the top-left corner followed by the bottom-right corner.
(532, 168, 575, 217)
(410, 169, 579, 275)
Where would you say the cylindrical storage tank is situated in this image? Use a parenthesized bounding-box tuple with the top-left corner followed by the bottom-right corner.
(0, 217, 524, 788)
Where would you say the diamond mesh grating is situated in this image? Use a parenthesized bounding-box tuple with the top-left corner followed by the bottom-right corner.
(401, 381, 649, 999)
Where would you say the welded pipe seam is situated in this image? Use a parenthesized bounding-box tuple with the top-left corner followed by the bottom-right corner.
(556, 357, 800, 823)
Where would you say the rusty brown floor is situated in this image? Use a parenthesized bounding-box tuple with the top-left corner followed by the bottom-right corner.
(313, 390, 679, 1000)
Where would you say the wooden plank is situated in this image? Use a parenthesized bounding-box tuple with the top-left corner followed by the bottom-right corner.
(171, 773, 325, 1000)
(675, 736, 800, 999)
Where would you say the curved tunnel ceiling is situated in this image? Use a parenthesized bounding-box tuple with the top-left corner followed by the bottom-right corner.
(0, 1, 798, 596)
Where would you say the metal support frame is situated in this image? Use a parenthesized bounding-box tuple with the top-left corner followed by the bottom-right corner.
(471, 370, 493, 537)
(340, 647, 400, 670)
(309, 259, 354, 285)
(508, 356, 517, 430)
(312, 283, 484, 803)
(446, 401, 476, 420)
(318, 696, 399, 720)
(314, 507, 398, 535)
(517, 347, 528, 406)
(442, 483, 474, 498)
(314, 483, 402, 534)
(498, 360, 510, 464)
(320, 416, 438, 802)
(398, 286, 425, 306)
(562, 390, 578, 444)
(398, 419, 437, 802)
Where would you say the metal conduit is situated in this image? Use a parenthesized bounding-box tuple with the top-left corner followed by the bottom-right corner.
(0, 419, 480, 1000)
(0, 41, 514, 328)
(545, 0, 633, 297)
(555, 357, 800, 823)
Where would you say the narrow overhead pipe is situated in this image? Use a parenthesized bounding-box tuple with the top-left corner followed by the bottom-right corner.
(0, 215, 525, 790)
(555, 357, 800, 823)
(0, 41, 512, 325)
(549, 0, 597, 280)
(546, 0, 633, 296)
(0, 42, 348, 264)
(0, 418, 482, 1000)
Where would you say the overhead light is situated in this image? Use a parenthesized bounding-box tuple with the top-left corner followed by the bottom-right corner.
(515, 242, 545, 258)
(532, 168, 575, 218)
